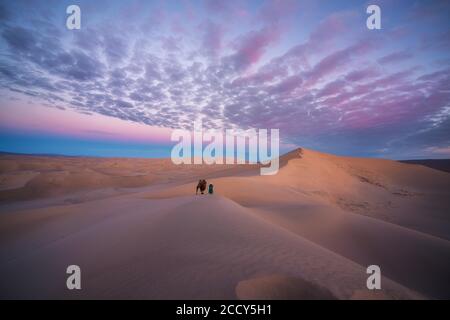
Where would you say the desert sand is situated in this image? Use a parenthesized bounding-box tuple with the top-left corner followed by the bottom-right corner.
(0, 148, 449, 299)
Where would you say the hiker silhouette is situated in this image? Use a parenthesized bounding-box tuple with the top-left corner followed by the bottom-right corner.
(196, 179, 207, 194)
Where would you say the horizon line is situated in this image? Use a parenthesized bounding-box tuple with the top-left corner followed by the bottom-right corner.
(1, 149, 449, 162)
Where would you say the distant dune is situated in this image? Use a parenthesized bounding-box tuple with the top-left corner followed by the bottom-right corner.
(0, 148, 449, 299)
(0, 154, 258, 202)
(400, 159, 450, 174)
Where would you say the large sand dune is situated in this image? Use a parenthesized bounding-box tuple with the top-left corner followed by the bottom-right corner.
(0, 148, 449, 299)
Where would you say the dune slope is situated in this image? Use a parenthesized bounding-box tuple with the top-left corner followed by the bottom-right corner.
(0, 195, 420, 299)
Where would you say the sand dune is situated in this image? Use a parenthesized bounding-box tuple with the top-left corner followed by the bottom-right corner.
(0, 155, 257, 202)
(147, 148, 450, 239)
(0, 195, 420, 299)
(0, 148, 449, 299)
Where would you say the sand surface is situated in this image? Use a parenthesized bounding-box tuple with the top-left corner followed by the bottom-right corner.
(0, 148, 449, 299)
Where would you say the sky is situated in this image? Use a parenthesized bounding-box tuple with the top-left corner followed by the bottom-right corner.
(0, 0, 449, 159)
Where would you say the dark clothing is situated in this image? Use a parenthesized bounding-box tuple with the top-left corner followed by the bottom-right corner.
(208, 184, 214, 194)
(196, 180, 207, 194)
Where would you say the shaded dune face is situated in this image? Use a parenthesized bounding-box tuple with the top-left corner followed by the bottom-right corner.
(235, 275, 337, 300)
(235, 273, 409, 300)
(0, 148, 449, 299)
(0, 195, 421, 300)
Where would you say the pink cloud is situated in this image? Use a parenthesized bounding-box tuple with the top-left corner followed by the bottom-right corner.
(270, 74, 303, 94)
(258, 0, 299, 26)
(308, 12, 352, 49)
(378, 51, 414, 65)
(306, 39, 376, 87)
(231, 66, 288, 87)
(317, 79, 347, 98)
(345, 67, 380, 82)
(201, 20, 224, 58)
(230, 27, 280, 70)
(425, 146, 450, 155)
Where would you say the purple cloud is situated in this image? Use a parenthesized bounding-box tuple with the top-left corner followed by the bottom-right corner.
(378, 51, 414, 65)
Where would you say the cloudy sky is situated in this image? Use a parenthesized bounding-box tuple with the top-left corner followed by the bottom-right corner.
(0, 0, 449, 159)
